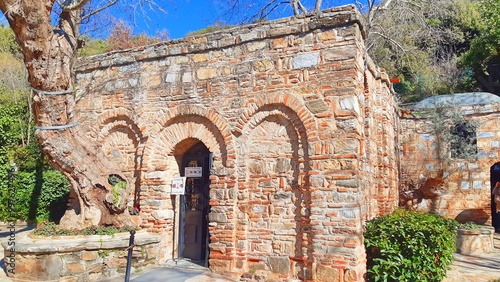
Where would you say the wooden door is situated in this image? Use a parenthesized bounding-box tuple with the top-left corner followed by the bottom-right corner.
(180, 143, 211, 263)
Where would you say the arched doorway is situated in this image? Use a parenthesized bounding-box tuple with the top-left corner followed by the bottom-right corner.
(490, 163, 500, 231)
(179, 141, 212, 266)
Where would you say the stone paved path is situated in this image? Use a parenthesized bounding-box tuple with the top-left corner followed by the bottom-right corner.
(1, 226, 500, 282)
(100, 260, 237, 282)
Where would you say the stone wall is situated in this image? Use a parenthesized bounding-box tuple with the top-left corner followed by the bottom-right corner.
(456, 226, 495, 254)
(2, 231, 160, 281)
(74, 5, 397, 281)
(399, 101, 500, 224)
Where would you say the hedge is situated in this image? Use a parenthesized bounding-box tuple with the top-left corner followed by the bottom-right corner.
(364, 209, 458, 282)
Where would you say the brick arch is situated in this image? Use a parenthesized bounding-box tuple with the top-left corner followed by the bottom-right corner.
(95, 108, 147, 215)
(96, 108, 147, 146)
(488, 160, 500, 168)
(143, 109, 238, 269)
(237, 102, 314, 191)
(145, 114, 235, 171)
(236, 103, 314, 279)
(152, 104, 231, 139)
(238, 102, 313, 164)
(233, 94, 317, 140)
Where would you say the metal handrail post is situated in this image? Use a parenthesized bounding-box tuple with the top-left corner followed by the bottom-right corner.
(124, 230, 136, 282)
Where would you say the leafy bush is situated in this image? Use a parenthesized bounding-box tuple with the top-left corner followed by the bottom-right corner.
(364, 209, 458, 282)
(77, 37, 108, 57)
(187, 21, 236, 36)
(458, 221, 480, 230)
(1, 169, 70, 222)
(0, 89, 70, 223)
(32, 222, 137, 236)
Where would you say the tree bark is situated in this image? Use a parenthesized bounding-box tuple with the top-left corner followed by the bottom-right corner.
(0, 0, 131, 229)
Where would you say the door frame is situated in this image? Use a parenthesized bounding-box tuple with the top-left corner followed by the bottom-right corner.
(178, 142, 212, 266)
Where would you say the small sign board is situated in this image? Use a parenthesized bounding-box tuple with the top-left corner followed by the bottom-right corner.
(171, 177, 186, 195)
(185, 167, 202, 177)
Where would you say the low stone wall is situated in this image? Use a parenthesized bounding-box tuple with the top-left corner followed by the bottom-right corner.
(456, 226, 495, 254)
(1, 230, 161, 281)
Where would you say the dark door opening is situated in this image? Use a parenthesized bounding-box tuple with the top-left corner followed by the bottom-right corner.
(490, 163, 500, 232)
(179, 142, 211, 266)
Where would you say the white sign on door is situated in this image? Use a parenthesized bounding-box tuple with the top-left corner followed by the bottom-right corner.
(185, 167, 202, 177)
(171, 177, 186, 195)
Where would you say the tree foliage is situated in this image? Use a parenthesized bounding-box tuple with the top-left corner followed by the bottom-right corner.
(79, 18, 169, 56)
(77, 36, 108, 57)
(0, 25, 20, 55)
(106, 19, 167, 51)
(187, 21, 237, 36)
(0, 26, 27, 97)
(427, 103, 479, 166)
(460, 0, 500, 94)
(0, 26, 70, 223)
(364, 0, 484, 102)
(0, 91, 70, 223)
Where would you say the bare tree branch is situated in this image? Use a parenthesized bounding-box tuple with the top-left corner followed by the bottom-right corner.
(296, 0, 307, 14)
(315, 0, 322, 12)
(258, 1, 291, 19)
(81, 0, 118, 21)
(59, 0, 91, 11)
(368, 31, 408, 53)
(249, 0, 291, 21)
(291, 0, 299, 15)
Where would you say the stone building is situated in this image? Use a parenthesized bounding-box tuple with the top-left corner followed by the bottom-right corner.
(74, 5, 398, 281)
(399, 93, 500, 230)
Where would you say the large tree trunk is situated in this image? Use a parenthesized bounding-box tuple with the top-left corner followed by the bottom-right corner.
(0, 0, 131, 229)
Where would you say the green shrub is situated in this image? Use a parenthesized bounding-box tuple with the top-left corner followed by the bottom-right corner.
(5, 169, 70, 222)
(187, 21, 236, 36)
(0, 90, 70, 223)
(32, 222, 137, 236)
(77, 38, 108, 57)
(364, 209, 458, 282)
(457, 221, 480, 230)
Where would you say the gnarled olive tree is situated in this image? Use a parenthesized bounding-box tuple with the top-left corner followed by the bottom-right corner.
(0, 0, 132, 229)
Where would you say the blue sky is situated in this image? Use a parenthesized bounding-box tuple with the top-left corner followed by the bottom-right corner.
(132, 0, 223, 39)
(0, 0, 369, 40)
(123, 0, 362, 40)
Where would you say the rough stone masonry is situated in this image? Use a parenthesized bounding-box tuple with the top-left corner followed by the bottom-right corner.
(74, 5, 398, 281)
